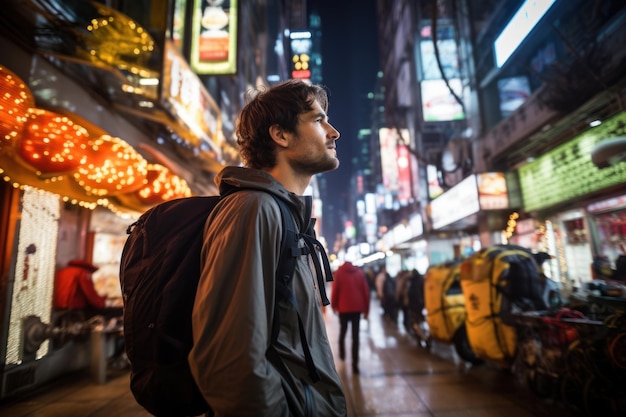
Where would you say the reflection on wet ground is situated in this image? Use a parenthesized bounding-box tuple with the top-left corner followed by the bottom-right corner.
(326, 295, 579, 417)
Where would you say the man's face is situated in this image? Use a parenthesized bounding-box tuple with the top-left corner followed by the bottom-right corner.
(286, 99, 340, 175)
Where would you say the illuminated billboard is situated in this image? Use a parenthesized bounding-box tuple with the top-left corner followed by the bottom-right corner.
(397, 143, 412, 203)
(379, 128, 400, 193)
(420, 38, 459, 80)
(519, 111, 626, 211)
(427, 164, 444, 199)
(494, 0, 556, 67)
(477, 172, 509, 209)
(498, 76, 530, 117)
(171, 0, 186, 50)
(162, 40, 221, 152)
(190, 0, 238, 75)
(430, 174, 480, 229)
(430, 173, 510, 229)
(290, 31, 312, 79)
(421, 79, 465, 121)
(379, 128, 413, 204)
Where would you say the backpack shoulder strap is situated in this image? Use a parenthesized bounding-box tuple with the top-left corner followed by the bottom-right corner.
(272, 195, 331, 306)
(268, 195, 321, 383)
(273, 196, 298, 293)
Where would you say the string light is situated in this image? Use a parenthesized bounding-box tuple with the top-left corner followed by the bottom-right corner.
(16, 109, 90, 174)
(0, 65, 34, 143)
(503, 211, 519, 240)
(136, 163, 192, 205)
(73, 135, 148, 196)
(6, 186, 59, 363)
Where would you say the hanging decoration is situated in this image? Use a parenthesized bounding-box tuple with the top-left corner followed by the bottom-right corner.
(73, 135, 148, 196)
(16, 109, 90, 174)
(136, 163, 192, 205)
(0, 65, 35, 143)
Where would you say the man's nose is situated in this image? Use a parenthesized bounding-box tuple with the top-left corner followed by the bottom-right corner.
(329, 124, 340, 139)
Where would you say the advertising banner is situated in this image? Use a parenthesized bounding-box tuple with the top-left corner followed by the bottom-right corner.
(430, 174, 479, 229)
(477, 172, 509, 209)
(518, 111, 626, 212)
(162, 40, 221, 152)
(190, 0, 238, 75)
(290, 31, 312, 79)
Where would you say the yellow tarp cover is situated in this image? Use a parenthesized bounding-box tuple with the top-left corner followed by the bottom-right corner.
(460, 246, 528, 363)
(425, 262, 466, 343)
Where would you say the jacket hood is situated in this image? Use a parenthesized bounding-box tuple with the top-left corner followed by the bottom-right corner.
(215, 166, 311, 229)
(216, 166, 285, 196)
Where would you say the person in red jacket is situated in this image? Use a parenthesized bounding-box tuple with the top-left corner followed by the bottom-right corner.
(54, 259, 122, 318)
(331, 261, 370, 374)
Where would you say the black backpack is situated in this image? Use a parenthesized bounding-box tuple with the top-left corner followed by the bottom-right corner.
(119, 192, 331, 417)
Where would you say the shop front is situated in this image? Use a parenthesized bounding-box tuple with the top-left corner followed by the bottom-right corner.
(376, 212, 428, 276)
(588, 196, 626, 267)
(517, 111, 626, 287)
(0, 3, 225, 397)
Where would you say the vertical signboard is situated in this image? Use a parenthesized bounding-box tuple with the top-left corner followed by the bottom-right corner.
(427, 164, 444, 199)
(171, 0, 186, 50)
(190, 0, 238, 75)
(419, 22, 465, 121)
(162, 40, 221, 153)
(397, 143, 412, 203)
(290, 31, 312, 80)
(477, 172, 509, 209)
(379, 128, 400, 194)
(379, 128, 414, 204)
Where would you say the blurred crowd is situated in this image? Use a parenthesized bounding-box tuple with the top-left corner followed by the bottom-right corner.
(356, 249, 626, 334)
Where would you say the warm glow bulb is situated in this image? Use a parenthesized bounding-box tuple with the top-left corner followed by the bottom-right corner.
(0, 65, 35, 143)
(73, 135, 147, 196)
(16, 109, 90, 173)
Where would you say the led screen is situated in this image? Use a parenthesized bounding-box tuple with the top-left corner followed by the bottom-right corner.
(421, 79, 465, 122)
(494, 0, 556, 67)
(190, 0, 238, 75)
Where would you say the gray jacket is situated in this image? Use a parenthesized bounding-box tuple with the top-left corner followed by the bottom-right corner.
(189, 166, 346, 417)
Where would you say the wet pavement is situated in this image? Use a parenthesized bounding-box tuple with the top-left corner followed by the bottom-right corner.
(326, 298, 579, 417)
(0, 294, 580, 417)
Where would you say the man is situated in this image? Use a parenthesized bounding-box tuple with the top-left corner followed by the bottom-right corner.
(54, 259, 122, 318)
(189, 80, 346, 416)
(331, 261, 370, 374)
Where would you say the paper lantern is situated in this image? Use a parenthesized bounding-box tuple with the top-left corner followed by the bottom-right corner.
(73, 135, 148, 196)
(136, 163, 192, 205)
(0, 65, 35, 143)
(16, 109, 90, 174)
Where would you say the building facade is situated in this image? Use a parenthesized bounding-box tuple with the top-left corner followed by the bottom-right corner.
(353, 0, 626, 286)
(0, 0, 320, 400)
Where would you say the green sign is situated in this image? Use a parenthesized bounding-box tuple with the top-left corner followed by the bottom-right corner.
(518, 111, 626, 212)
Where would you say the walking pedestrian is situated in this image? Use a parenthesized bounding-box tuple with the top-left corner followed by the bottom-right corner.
(331, 261, 370, 374)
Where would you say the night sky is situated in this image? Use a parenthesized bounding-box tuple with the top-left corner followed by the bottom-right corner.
(307, 0, 380, 243)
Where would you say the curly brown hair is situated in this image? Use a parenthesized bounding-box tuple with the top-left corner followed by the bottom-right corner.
(235, 79, 329, 169)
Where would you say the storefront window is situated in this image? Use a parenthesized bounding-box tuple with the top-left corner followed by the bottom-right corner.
(591, 210, 626, 269)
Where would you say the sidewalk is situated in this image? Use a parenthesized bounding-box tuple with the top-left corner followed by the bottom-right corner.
(0, 294, 578, 417)
(324, 293, 577, 417)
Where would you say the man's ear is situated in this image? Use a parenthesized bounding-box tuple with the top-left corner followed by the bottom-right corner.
(269, 124, 290, 148)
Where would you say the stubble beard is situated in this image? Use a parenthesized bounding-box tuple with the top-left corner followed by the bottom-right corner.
(292, 152, 340, 176)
